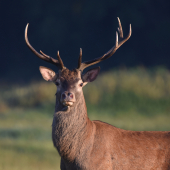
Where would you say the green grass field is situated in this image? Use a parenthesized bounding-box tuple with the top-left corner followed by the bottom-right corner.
(0, 67, 170, 170)
(0, 110, 60, 170)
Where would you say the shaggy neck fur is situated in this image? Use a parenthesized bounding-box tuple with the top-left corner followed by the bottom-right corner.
(52, 91, 93, 163)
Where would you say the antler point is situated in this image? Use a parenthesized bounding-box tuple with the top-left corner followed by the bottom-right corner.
(129, 24, 132, 35)
(25, 23, 29, 32)
(117, 17, 120, 23)
(116, 31, 118, 46)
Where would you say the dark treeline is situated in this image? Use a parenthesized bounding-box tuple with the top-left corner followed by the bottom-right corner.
(0, 0, 170, 82)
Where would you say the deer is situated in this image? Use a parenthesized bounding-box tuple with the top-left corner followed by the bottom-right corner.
(25, 18, 170, 170)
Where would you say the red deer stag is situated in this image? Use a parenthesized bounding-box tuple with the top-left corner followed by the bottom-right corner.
(25, 18, 170, 170)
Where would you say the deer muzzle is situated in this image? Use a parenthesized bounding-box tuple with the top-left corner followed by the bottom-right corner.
(60, 91, 76, 106)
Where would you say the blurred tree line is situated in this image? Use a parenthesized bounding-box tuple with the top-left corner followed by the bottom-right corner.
(0, 0, 170, 82)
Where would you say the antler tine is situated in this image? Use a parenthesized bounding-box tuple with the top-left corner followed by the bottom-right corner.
(25, 23, 65, 70)
(78, 18, 132, 71)
(57, 51, 65, 69)
(77, 48, 82, 69)
(40, 50, 65, 69)
(40, 50, 50, 58)
(117, 17, 123, 38)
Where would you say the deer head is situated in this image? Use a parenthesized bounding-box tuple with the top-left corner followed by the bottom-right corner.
(25, 18, 131, 111)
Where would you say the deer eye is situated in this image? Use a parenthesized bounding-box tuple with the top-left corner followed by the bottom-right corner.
(80, 83, 83, 87)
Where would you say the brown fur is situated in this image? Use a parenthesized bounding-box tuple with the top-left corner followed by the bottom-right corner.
(59, 68, 79, 81)
(50, 69, 170, 170)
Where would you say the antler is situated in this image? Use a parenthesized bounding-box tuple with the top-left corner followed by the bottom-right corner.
(78, 17, 132, 71)
(77, 48, 82, 69)
(25, 23, 65, 70)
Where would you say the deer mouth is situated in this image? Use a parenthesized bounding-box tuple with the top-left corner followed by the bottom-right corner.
(62, 101, 74, 106)
(60, 98, 75, 107)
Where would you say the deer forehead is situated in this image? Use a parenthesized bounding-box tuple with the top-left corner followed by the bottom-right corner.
(59, 68, 81, 80)
(57, 68, 83, 89)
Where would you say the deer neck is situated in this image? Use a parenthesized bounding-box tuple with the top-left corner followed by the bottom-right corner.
(52, 91, 92, 161)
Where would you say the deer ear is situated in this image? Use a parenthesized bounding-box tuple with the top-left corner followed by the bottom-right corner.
(39, 66, 57, 82)
(82, 67, 100, 83)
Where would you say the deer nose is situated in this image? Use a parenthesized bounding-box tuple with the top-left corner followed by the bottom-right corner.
(68, 92, 74, 99)
(61, 93, 67, 100)
(61, 92, 74, 101)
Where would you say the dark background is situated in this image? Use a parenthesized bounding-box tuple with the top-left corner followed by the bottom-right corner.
(1, 0, 170, 83)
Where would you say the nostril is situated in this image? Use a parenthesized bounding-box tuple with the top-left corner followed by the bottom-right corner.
(62, 93, 66, 99)
(68, 93, 73, 99)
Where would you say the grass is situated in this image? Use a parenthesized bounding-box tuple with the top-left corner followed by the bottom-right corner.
(0, 110, 61, 170)
(0, 139, 59, 170)
(0, 108, 170, 170)
(0, 67, 170, 169)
